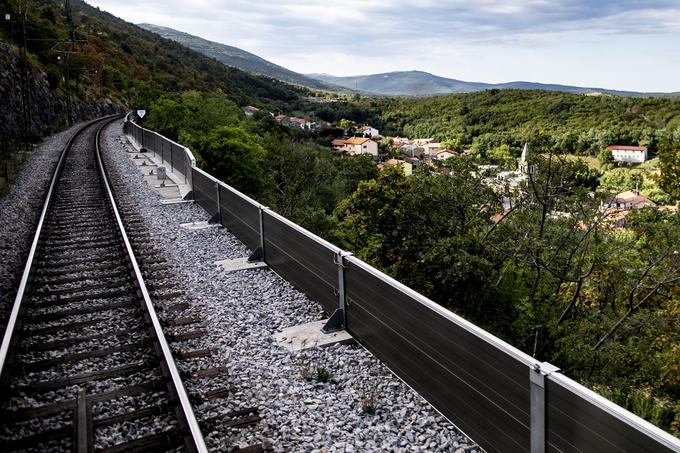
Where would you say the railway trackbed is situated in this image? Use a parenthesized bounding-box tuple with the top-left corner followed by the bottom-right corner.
(0, 117, 212, 452)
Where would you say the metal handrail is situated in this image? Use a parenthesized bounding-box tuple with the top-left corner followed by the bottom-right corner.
(96, 119, 208, 452)
(124, 116, 196, 169)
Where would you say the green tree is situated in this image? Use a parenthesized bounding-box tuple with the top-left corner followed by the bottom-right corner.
(658, 136, 680, 200)
(146, 96, 187, 141)
(489, 144, 516, 169)
(194, 126, 266, 197)
(597, 147, 614, 168)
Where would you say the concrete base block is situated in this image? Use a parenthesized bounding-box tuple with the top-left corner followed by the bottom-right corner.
(180, 221, 221, 230)
(214, 257, 268, 272)
(274, 320, 354, 351)
(160, 198, 194, 205)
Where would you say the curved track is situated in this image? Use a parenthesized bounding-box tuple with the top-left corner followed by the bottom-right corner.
(0, 117, 207, 452)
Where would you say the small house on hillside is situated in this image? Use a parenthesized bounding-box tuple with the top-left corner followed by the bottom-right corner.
(436, 150, 456, 160)
(357, 125, 380, 138)
(275, 115, 310, 129)
(605, 191, 657, 210)
(242, 105, 260, 116)
(602, 190, 657, 229)
(608, 145, 648, 163)
(331, 137, 379, 156)
(421, 142, 441, 157)
(380, 159, 413, 176)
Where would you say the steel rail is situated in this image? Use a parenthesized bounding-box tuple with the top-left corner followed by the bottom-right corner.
(0, 116, 117, 377)
(95, 120, 208, 452)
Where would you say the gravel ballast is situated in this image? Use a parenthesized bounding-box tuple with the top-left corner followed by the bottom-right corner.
(105, 121, 480, 452)
(0, 124, 86, 325)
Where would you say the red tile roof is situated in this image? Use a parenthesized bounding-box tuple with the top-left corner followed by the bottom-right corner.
(607, 145, 647, 151)
(344, 137, 370, 145)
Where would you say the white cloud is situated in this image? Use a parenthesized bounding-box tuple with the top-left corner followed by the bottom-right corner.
(86, 0, 680, 92)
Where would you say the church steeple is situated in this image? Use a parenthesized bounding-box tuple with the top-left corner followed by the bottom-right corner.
(518, 142, 532, 175)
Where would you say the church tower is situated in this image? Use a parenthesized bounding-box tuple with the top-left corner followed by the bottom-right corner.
(518, 142, 534, 175)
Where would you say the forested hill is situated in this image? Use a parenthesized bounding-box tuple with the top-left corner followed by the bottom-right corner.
(325, 89, 680, 155)
(137, 23, 337, 92)
(0, 0, 309, 113)
(309, 70, 680, 98)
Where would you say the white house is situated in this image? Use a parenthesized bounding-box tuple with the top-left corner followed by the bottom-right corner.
(357, 125, 380, 138)
(421, 142, 441, 156)
(607, 145, 648, 163)
(331, 137, 378, 156)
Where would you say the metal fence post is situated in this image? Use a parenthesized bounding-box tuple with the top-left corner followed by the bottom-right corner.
(248, 205, 268, 262)
(323, 251, 352, 333)
(209, 181, 221, 225)
(530, 362, 560, 453)
(170, 141, 174, 173)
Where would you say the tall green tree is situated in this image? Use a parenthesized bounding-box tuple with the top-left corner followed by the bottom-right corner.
(194, 126, 266, 197)
(658, 135, 680, 201)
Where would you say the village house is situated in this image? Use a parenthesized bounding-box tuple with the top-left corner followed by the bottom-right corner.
(357, 125, 380, 138)
(601, 190, 658, 228)
(331, 137, 379, 157)
(435, 149, 456, 160)
(404, 156, 421, 167)
(607, 145, 648, 163)
(275, 115, 311, 129)
(241, 105, 260, 117)
(421, 142, 441, 157)
(388, 137, 410, 147)
(604, 190, 657, 210)
(400, 143, 421, 157)
(379, 159, 413, 176)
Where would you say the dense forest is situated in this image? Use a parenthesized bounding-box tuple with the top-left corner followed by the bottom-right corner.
(2, 0, 679, 438)
(309, 90, 680, 157)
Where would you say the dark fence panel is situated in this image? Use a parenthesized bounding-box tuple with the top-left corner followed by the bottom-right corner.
(262, 211, 339, 315)
(218, 183, 260, 251)
(171, 144, 187, 183)
(192, 169, 218, 216)
(546, 375, 678, 453)
(344, 257, 533, 453)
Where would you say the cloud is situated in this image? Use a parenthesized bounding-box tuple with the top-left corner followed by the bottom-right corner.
(86, 0, 680, 91)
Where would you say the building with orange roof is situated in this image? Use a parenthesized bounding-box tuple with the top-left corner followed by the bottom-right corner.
(330, 137, 378, 157)
(604, 191, 657, 210)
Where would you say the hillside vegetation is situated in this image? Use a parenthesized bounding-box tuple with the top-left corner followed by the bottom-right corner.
(138, 24, 334, 92)
(309, 70, 680, 97)
(0, 0, 310, 114)
(311, 89, 680, 157)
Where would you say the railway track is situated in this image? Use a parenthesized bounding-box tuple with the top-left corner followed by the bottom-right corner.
(0, 117, 207, 452)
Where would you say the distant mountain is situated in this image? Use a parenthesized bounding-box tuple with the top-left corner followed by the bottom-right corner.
(307, 70, 679, 98)
(138, 24, 336, 91)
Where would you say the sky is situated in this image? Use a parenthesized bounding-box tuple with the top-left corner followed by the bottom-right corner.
(86, 0, 680, 92)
